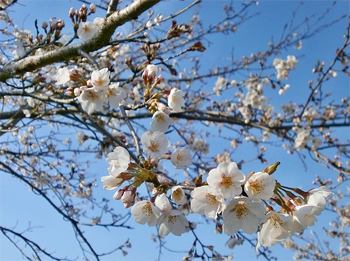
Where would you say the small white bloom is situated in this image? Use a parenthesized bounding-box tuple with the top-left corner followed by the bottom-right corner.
(78, 88, 105, 114)
(106, 83, 127, 107)
(190, 185, 225, 219)
(307, 186, 333, 215)
(289, 204, 317, 232)
(223, 197, 266, 235)
(158, 209, 189, 237)
(131, 200, 160, 226)
(56, 67, 70, 84)
(257, 211, 292, 248)
(101, 175, 124, 190)
(93, 17, 104, 29)
(76, 131, 85, 145)
(77, 21, 98, 40)
(150, 111, 173, 132)
(171, 147, 192, 169)
(90, 68, 110, 90)
(106, 146, 130, 177)
(226, 237, 243, 249)
(244, 172, 276, 201)
(168, 88, 185, 111)
(207, 162, 246, 199)
(155, 193, 172, 215)
(171, 186, 187, 205)
(141, 131, 170, 159)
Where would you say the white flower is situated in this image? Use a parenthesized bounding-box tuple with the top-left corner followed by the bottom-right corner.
(294, 127, 311, 151)
(93, 17, 104, 29)
(90, 68, 110, 90)
(310, 138, 322, 151)
(78, 88, 105, 114)
(168, 88, 185, 111)
(141, 131, 170, 159)
(106, 146, 130, 177)
(155, 193, 172, 215)
(223, 197, 266, 235)
(56, 67, 70, 84)
(289, 204, 317, 232)
(171, 147, 192, 169)
(101, 175, 124, 190)
(226, 237, 243, 249)
(76, 131, 85, 145)
(207, 162, 246, 199)
(150, 111, 173, 132)
(190, 185, 225, 219)
(306, 186, 333, 215)
(158, 209, 189, 237)
(131, 200, 160, 226)
(244, 172, 276, 201)
(106, 83, 127, 107)
(77, 21, 98, 40)
(171, 186, 187, 205)
(257, 211, 292, 248)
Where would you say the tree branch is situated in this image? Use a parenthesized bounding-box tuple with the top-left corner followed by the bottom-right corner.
(0, 0, 161, 82)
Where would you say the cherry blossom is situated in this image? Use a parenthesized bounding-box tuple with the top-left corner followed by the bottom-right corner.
(158, 209, 189, 237)
(257, 211, 293, 248)
(141, 131, 170, 159)
(90, 68, 110, 90)
(244, 172, 276, 201)
(171, 147, 192, 169)
(155, 193, 172, 215)
(190, 185, 225, 219)
(168, 88, 185, 111)
(290, 204, 318, 232)
(56, 67, 70, 85)
(306, 186, 333, 215)
(294, 127, 311, 151)
(78, 88, 105, 114)
(106, 83, 127, 108)
(131, 200, 160, 226)
(222, 197, 266, 235)
(101, 175, 124, 190)
(207, 162, 246, 199)
(150, 111, 173, 132)
(106, 146, 131, 177)
(171, 186, 187, 205)
(77, 21, 98, 40)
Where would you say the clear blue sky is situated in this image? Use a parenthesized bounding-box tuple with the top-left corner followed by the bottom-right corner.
(1, 1, 349, 260)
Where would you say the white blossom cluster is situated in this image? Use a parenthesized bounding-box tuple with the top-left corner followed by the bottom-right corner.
(56, 67, 127, 114)
(93, 64, 332, 249)
(294, 127, 322, 151)
(273, 55, 298, 80)
(101, 145, 332, 248)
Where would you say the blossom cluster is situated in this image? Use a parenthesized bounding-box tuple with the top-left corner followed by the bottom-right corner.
(92, 63, 334, 249)
(101, 143, 332, 249)
(56, 67, 127, 114)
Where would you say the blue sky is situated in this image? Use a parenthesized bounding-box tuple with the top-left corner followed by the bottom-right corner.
(1, 0, 349, 260)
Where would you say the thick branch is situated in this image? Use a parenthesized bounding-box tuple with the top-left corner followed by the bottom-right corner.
(0, 0, 161, 82)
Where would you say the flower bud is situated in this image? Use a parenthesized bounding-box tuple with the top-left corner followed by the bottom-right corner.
(42, 21, 48, 30)
(263, 161, 280, 175)
(90, 3, 96, 13)
(69, 7, 75, 19)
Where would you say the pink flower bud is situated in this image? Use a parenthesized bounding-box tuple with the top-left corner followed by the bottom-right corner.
(142, 64, 158, 85)
(121, 189, 136, 208)
(69, 7, 75, 19)
(90, 3, 96, 13)
(113, 189, 124, 200)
